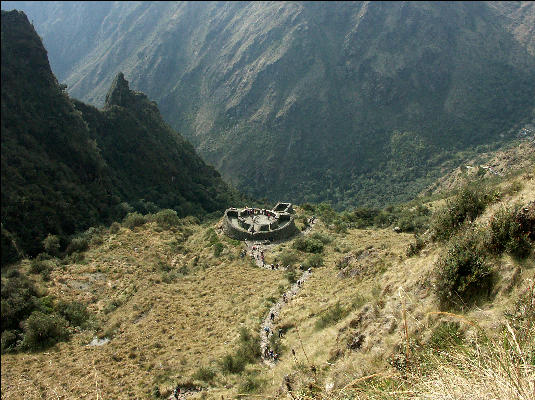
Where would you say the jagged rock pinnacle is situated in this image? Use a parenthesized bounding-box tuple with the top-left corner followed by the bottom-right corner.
(104, 72, 131, 108)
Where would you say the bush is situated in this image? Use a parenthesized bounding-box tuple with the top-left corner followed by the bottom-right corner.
(42, 234, 60, 256)
(29, 259, 49, 274)
(435, 229, 493, 308)
(1, 274, 40, 332)
(278, 250, 299, 267)
(303, 254, 324, 269)
(65, 237, 89, 255)
(213, 242, 225, 257)
(21, 311, 69, 351)
(406, 235, 425, 257)
(238, 373, 263, 393)
(315, 302, 349, 330)
(152, 209, 181, 229)
(487, 206, 532, 259)
(192, 366, 216, 382)
(293, 237, 324, 253)
(285, 267, 298, 284)
(122, 212, 146, 229)
(1, 330, 19, 353)
(237, 327, 260, 363)
(220, 353, 246, 374)
(109, 222, 121, 234)
(220, 328, 260, 374)
(431, 186, 490, 241)
(55, 300, 89, 327)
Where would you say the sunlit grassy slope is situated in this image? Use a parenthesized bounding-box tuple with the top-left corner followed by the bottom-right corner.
(1, 158, 533, 399)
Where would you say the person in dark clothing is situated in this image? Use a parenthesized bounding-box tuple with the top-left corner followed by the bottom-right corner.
(173, 385, 180, 399)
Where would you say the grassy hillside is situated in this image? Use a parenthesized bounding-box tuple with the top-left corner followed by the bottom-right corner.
(2, 143, 532, 399)
(3, 2, 534, 207)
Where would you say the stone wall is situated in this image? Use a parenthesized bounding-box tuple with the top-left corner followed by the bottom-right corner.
(223, 206, 298, 241)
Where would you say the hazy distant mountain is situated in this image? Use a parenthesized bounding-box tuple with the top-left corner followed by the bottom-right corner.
(1, 10, 238, 263)
(3, 1, 534, 207)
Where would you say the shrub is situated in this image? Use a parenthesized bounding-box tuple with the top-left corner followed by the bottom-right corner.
(1, 330, 19, 353)
(293, 237, 324, 253)
(21, 311, 69, 351)
(238, 373, 263, 393)
(428, 321, 464, 350)
(213, 242, 225, 257)
(278, 250, 299, 267)
(315, 302, 349, 330)
(55, 300, 89, 327)
(431, 186, 490, 241)
(487, 206, 532, 259)
(42, 234, 60, 256)
(285, 267, 298, 284)
(1, 274, 40, 332)
(435, 228, 493, 308)
(309, 232, 332, 244)
(109, 222, 121, 234)
(406, 235, 425, 257)
(220, 353, 246, 374)
(152, 209, 181, 229)
(220, 328, 260, 374)
(29, 259, 49, 274)
(192, 366, 216, 382)
(303, 254, 324, 269)
(65, 237, 89, 255)
(122, 212, 146, 229)
(237, 327, 260, 363)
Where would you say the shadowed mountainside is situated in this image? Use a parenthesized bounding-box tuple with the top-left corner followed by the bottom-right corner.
(2, 2, 534, 208)
(1, 10, 239, 264)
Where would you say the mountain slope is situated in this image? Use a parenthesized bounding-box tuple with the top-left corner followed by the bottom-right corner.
(3, 1, 535, 207)
(1, 10, 237, 263)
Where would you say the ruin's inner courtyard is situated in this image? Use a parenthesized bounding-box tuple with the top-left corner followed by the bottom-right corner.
(241, 213, 276, 231)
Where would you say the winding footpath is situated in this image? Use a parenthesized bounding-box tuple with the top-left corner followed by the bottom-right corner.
(243, 216, 318, 366)
(259, 268, 312, 366)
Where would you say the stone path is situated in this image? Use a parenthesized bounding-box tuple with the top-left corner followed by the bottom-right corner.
(242, 215, 318, 366)
(166, 386, 203, 400)
(259, 268, 312, 366)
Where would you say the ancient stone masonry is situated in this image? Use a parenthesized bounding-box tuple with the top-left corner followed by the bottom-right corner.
(223, 203, 298, 241)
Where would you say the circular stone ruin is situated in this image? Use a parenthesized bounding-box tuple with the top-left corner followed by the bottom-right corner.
(223, 202, 298, 241)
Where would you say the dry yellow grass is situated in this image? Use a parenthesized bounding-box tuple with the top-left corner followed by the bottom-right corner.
(1, 222, 287, 399)
(2, 168, 534, 400)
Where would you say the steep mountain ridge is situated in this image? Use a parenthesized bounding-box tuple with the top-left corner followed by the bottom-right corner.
(1, 10, 237, 263)
(2, 1, 534, 207)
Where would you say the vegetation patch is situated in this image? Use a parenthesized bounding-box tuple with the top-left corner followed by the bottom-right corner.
(315, 302, 350, 330)
(434, 228, 493, 308)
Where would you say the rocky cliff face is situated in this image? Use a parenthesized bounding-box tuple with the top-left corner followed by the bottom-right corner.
(1, 10, 238, 264)
(3, 2, 535, 207)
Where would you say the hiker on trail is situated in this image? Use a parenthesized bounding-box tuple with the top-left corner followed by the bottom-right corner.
(173, 385, 180, 400)
(264, 347, 270, 358)
(274, 353, 279, 361)
(278, 328, 283, 338)
(269, 350, 274, 359)
(264, 326, 270, 334)
(282, 293, 287, 303)
(270, 312, 275, 322)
